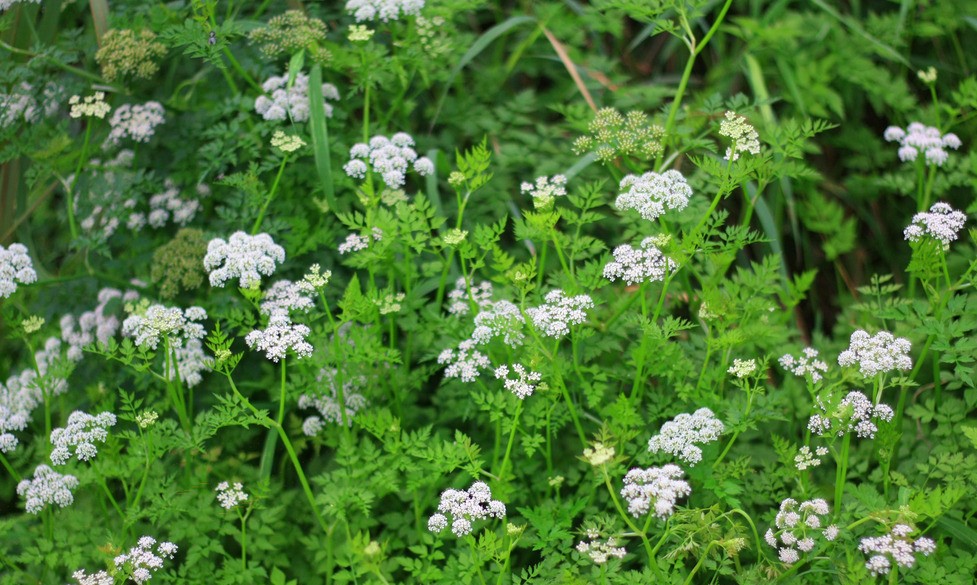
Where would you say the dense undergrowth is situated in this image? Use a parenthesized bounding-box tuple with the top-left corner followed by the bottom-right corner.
(2, 0, 977, 583)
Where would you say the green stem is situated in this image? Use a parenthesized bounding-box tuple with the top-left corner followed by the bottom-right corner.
(601, 467, 662, 580)
(496, 400, 524, 483)
(252, 155, 289, 234)
(67, 122, 92, 241)
(0, 452, 21, 482)
(683, 541, 717, 585)
(834, 433, 851, 517)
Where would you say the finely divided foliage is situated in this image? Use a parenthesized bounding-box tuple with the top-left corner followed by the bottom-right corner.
(2, 1, 976, 584)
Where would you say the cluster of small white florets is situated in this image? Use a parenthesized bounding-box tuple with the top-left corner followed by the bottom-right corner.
(204, 232, 286, 288)
(113, 536, 178, 584)
(525, 290, 593, 338)
(647, 408, 725, 466)
(60, 287, 135, 361)
(245, 309, 313, 362)
(346, 0, 424, 22)
(166, 338, 211, 388)
(299, 368, 368, 434)
(125, 178, 200, 231)
(521, 174, 567, 209)
(471, 300, 525, 347)
(764, 498, 839, 565)
(615, 170, 692, 221)
(343, 133, 434, 189)
(104, 101, 165, 147)
(719, 111, 761, 161)
(0, 81, 59, 127)
(16, 464, 79, 514)
(446, 278, 495, 316)
(1, 338, 72, 453)
(603, 237, 676, 286)
(69, 92, 111, 119)
(779, 348, 828, 383)
(71, 569, 114, 585)
(884, 122, 961, 166)
(0, 243, 36, 299)
(338, 227, 383, 255)
(428, 481, 506, 537)
(903, 202, 966, 249)
(215, 481, 249, 510)
(575, 527, 627, 564)
(728, 358, 758, 378)
(808, 391, 894, 439)
(620, 464, 691, 519)
(255, 72, 339, 122)
(74, 150, 142, 239)
(260, 279, 316, 316)
(493, 364, 542, 399)
(794, 445, 830, 470)
(122, 304, 207, 350)
(50, 410, 117, 465)
(859, 524, 936, 576)
(438, 339, 491, 382)
(838, 330, 912, 378)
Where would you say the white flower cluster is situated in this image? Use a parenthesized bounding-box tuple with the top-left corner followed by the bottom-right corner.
(620, 465, 691, 519)
(255, 72, 339, 122)
(299, 368, 368, 433)
(603, 237, 676, 286)
(346, 0, 424, 22)
(794, 445, 829, 470)
(779, 348, 828, 383)
(646, 408, 724, 466)
(719, 111, 761, 161)
(343, 133, 434, 189)
(105, 102, 165, 146)
(728, 358, 757, 378)
(859, 524, 936, 577)
(0, 243, 36, 298)
(0, 81, 59, 127)
(113, 536, 178, 584)
(428, 481, 506, 537)
(60, 288, 135, 361)
(16, 464, 79, 514)
(1, 338, 72, 453)
(493, 364, 542, 399)
(260, 279, 315, 316)
(71, 569, 114, 585)
(166, 338, 211, 388)
(338, 227, 383, 255)
(437, 339, 491, 383)
(837, 330, 912, 378)
(69, 92, 111, 119)
(126, 178, 200, 231)
(50, 410, 117, 465)
(471, 300, 525, 347)
(245, 310, 313, 362)
(615, 170, 692, 221)
(808, 391, 894, 439)
(525, 289, 593, 338)
(270, 130, 305, 153)
(575, 528, 626, 564)
(204, 232, 286, 288)
(122, 304, 207, 350)
(446, 277, 494, 316)
(521, 174, 567, 209)
(764, 498, 839, 565)
(215, 481, 249, 510)
(884, 122, 961, 166)
(903, 202, 966, 248)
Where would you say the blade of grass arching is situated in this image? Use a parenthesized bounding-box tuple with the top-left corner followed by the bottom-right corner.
(563, 152, 597, 181)
(37, 0, 63, 44)
(308, 63, 338, 214)
(752, 188, 791, 286)
(88, 0, 109, 46)
(429, 15, 536, 130)
(809, 0, 909, 66)
(541, 25, 598, 114)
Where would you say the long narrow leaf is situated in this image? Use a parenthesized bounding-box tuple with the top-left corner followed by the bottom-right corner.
(308, 63, 338, 214)
(541, 25, 598, 113)
(88, 0, 109, 46)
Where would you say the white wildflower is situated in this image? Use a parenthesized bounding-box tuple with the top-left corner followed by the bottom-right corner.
(521, 174, 567, 209)
(16, 464, 79, 514)
(614, 170, 692, 221)
(838, 330, 912, 378)
(779, 348, 828, 383)
(647, 408, 724, 466)
(113, 536, 178, 584)
(603, 237, 677, 285)
(428, 481, 506, 538)
(727, 358, 757, 378)
(884, 122, 961, 166)
(105, 102, 165, 146)
(809, 391, 894, 439)
(270, 130, 306, 153)
(620, 464, 691, 519)
(438, 339, 491, 383)
(859, 524, 935, 576)
(719, 111, 761, 161)
(343, 133, 433, 189)
(575, 530, 627, 564)
(71, 569, 114, 585)
(68, 92, 111, 119)
(494, 363, 542, 399)
(903, 202, 966, 248)
(766, 498, 837, 565)
(346, 0, 424, 22)
(525, 289, 593, 338)
(446, 278, 494, 316)
(0, 243, 37, 298)
(471, 300, 525, 347)
(121, 304, 207, 350)
(49, 411, 116, 465)
(204, 232, 286, 288)
(244, 310, 313, 362)
(260, 279, 315, 316)
(215, 481, 249, 510)
(794, 445, 829, 470)
(255, 72, 339, 122)
(166, 338, 211, 388)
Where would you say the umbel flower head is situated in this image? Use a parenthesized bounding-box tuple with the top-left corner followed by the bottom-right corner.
(808, 390, 894, 440)
(764, 498, 838, 565)
(521, 174, 567, 209)
(299, 368, 368, 433)
(0, 242, 37, 298)
(113, 536, 178, 584)
(122, 303, 207, 350)
(647, 408, 724, 466)
(50, 411, 117, 465)
(576, 527, 627, 564)
(248, 10, 330, 62)
(17, 464, 79, 514)
(245, 310, 313, 362)
(859, 524, 936, 577)
(346, 0, 425, 22)
(471, 300, 525, 347)
(904, 202, 966, 249)
(446, 277, 494, 316)
(204, 231, 286, 288)
(68, 92, 111, 119)
(620, 464, 691, 519)
(105, 102, 165, 146)
(614, 170, 692, 222)
(438, 339, 491, 382)
(838, 330, 912, 378)
(779, 347, 828, 383)
(604, 236, 677, 286)
(215, 481, 249, 510)
(255, 72, 340, 122)
(343, 133, 434, 189)
(719, 111, 761, 161)
(573, 108, 664, 164)
(884, 122, 961, 166)
(95, 29, 166, 82)
(525, 289, 594, 338)
(428, 481, 506, 537)
(494, 363, 542, 399)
